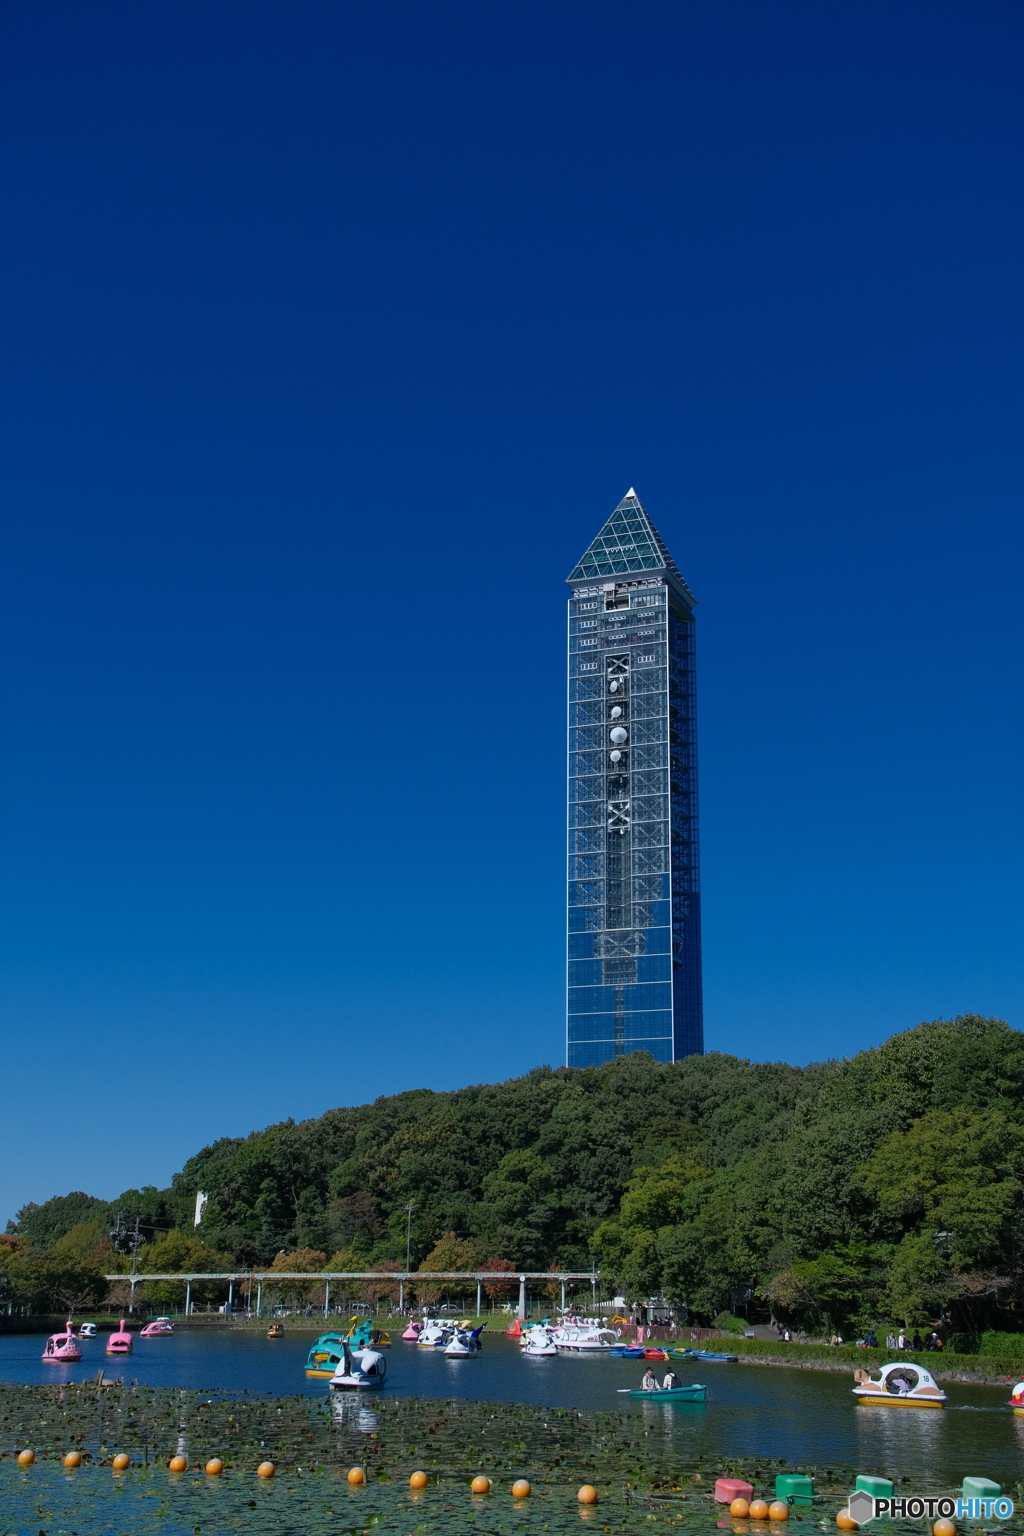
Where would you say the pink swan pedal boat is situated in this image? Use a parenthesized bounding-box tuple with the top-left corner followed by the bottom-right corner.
(852, 1361, 946, 1407)
(401, 1318, 422, 1341)
(106, 1319, 133, 1355)
(41, 1322, 83, 1364)
(140, 1316, 175, 1337)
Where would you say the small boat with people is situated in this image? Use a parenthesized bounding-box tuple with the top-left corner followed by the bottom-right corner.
(140, 1316, 174, 1337)
(42, 1322, 83, 1364)
(78, 1322, 97, 1339)
(329, 1339, 388, 1390)
(401, 1318, 422, 1341)
(629, 1365, 707, 1401)
(106, 1320, 133, 1355)
(267, 1323, 285, 1338)
(630, 1382, 707, 1401)
(852, 1362, 947, 1408)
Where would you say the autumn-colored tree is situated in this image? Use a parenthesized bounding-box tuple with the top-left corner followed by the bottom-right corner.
(269, 1248, 328, 1307)
(478, 1256, 517, 1299)
(416, 1233, 476, 1307)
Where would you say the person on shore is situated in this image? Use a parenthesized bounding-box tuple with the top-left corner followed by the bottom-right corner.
(912, 1331, 922, 1350)
(897, 1331, 907, 1349)
(641, 1368, 658, 1392)
(865, 1330, 877, 1348)
(886, 1332, 896, 1350)
(783, 1328, 791, 1343)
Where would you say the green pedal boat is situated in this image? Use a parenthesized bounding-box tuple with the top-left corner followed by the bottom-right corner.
(629, 1383, 707, 1401)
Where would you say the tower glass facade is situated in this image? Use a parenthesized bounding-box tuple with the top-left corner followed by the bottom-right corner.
(566, 490, 703, 1067)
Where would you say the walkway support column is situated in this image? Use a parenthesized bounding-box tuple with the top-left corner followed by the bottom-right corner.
(185, 1280, 191, 1316)
(399, 1279, 404, 1313)
(517, 1275, 526, 1320)
(324, 1280, 330, 1318)
(256, 1280, 262, 1318)
(561, 1279, 566, 1310)
(476, 1278, 482, 1317)
(228, 1280, 234, 1311)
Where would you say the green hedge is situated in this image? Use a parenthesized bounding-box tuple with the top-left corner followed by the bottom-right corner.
(733, 1335, 1024, 1378)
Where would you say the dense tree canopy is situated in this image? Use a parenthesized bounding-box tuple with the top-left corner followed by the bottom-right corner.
(10, 1016, 1024, 1332)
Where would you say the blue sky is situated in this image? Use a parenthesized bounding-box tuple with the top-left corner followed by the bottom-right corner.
(2, 0, 1023, 1224)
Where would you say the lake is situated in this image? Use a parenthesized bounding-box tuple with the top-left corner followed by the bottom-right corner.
(2, 1327, 1020, 1486)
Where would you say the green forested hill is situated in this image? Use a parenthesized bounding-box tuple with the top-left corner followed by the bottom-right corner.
(8, 1014, 1024, 1334)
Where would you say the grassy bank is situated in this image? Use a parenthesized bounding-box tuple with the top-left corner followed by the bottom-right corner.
(732, 1335, 1023, 1384)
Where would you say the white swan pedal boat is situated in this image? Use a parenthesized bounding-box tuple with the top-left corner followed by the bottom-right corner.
(329, 1344, 388, 1390)
(852, 1361, 946, 1408)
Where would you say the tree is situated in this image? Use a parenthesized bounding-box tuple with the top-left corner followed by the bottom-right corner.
(416, 1233, 477, 1306)
(137, 1230, 233, 1310)
(9, 1254, 107, 1315)
(268, 1248, 328, 1307)
(10, 1193, 111, 1248)
(479, 1256, 517, 1300)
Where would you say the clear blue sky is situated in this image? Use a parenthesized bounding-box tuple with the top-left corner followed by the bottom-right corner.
(2, 0, 1022, 1225)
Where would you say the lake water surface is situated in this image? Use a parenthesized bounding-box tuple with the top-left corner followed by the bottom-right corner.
(2, 1328, 1020, 1486)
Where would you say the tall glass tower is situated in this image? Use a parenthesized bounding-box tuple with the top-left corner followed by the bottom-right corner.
(566, 489, 703, 1067)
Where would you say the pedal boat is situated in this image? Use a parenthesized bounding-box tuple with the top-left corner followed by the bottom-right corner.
(78, 1322, 97, 1339)
(305, 1318, 375, 1376)
(444, 1325, 483, 1357)
(106, 1319, 133, 1355)
(629, 1382, 707, 1402)
(852, 1362, 946, 1407)
(522, 1325, 559, 1357)
(42, 1322, 83, 1364)
(329, 1341, 388, 1390)
(1009, 1382, 1024, 1414)
(140, 1316, 174, 1336)
(267, 1323, 285, 1338)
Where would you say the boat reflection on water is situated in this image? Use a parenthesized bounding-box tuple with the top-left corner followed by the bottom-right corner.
(331, 1394, 379, 1434)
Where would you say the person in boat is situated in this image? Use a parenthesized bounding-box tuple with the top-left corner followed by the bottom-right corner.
(641, 1368, 658, 1392)
(888, 1372, 912, 1394)
(662, 1368, 679, 1390)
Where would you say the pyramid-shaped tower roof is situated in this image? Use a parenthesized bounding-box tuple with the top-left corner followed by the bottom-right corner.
(566, 489, 696, 607)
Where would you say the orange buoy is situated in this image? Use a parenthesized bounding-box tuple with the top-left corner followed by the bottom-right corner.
(511, 1479, 531, 1498)
(731, 1498, 751, 1517)
(348, 1466, 366, 1485)
(169, 1455, 187, 1473)
(257, 1461, 276, 1478)
(836, 1510, 858, 1530)
(578, 1485, 599, 1504)
(749, 1500, 771, 1520)
(934, 1523, 957, 1536)
(17, 1449, 35, 1466)
(63, 1451, 82, 1468)
(206, 1458, 224, 1475)
(112, 1454, 130, 1470)
(769, 1502, 790, 1522)
(409, 1471, 428, 1489)
(471, 1475, 491, 1494)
